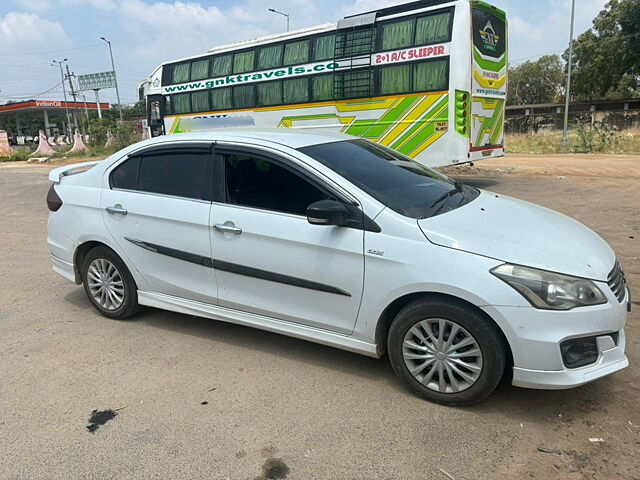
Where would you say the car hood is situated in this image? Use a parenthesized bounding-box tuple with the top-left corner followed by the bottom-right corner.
(418, 191, 615, 281)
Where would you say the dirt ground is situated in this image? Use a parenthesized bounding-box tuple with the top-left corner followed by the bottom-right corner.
(0, 153, 639, 480)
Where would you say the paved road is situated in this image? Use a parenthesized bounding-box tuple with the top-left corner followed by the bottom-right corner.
(1, 163, 638, 480)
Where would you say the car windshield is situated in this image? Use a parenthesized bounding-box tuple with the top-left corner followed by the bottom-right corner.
(299, 139, 478, 219)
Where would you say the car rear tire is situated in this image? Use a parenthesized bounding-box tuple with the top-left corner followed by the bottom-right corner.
(82, 246, 140, 320)
(387, 298, 506, 406)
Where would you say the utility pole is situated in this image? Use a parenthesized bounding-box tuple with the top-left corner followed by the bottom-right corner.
(100, 37, 124, 121)
(562, 0, 576, 145)
(79, 93, 89, 134)
(65, 64, 79, 131)
(80, 93, 89, 119)
(268, 8, 290, 32)
(52, 58, 72, 136)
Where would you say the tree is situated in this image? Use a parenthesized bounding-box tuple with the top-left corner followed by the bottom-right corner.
(507, 55, 564, 105)
(568, 0, 640, 100)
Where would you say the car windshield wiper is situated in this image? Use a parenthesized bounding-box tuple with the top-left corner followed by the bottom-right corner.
(429, 181, 464, 207)
(425, 181, 466, 218)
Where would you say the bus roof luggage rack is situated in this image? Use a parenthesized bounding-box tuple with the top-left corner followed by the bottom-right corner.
(337, 12, 376, 29)
(342, 0, 452, 19)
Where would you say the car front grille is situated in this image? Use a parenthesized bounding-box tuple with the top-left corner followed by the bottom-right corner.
(607, 261, 627, 303)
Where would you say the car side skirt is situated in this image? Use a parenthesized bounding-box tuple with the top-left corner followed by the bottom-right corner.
(137, 291, 379, 358)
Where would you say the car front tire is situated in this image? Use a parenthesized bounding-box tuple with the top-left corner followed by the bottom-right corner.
(388, 298, 506, 406)
(82, 246, 140, 320)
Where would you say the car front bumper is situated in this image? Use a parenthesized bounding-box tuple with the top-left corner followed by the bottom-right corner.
(481, 285, 630, 390)
(511, 330, 628, 389)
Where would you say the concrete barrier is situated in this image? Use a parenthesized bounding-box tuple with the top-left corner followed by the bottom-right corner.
(105, 130, 115, 147)
(68, 129, 87, 154)
(32, 130, 56, 157)
(0, 130, 14, 156)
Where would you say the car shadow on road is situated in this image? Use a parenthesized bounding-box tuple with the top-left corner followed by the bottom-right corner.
(63, 288, 621, 413)
(135, 304, 402, 386)
(473, 374, 614, 423)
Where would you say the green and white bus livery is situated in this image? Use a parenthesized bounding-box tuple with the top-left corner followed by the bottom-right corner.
(140, 0, 507, 168)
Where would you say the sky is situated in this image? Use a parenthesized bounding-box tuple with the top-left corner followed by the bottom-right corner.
(0, 0, 609, 106)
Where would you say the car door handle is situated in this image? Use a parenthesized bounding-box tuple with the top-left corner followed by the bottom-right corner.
(106, 205, 128, 215)
(214, 223, 242, 234)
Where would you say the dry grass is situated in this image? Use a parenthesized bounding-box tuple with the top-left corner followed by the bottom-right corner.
(506, 129, 640, 155)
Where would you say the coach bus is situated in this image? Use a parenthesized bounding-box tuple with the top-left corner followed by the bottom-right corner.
(140, 0, 507, 167)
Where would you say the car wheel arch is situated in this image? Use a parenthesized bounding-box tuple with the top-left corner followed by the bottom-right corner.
(73, 240, 137, 288)
(374, 291, 514, 369)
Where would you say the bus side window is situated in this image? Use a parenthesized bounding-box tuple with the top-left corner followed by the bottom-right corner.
(233, 85, 255, 109)
(312, 74, 333, 101)
(258, 44, 283, 70)
(257, 81, 283, 107)
(415, 11, 452, 45)
(381, 19, 415, 51)
(191, 90, 210, 112)
(283, 78, 309, 104)
(313, 34, 335, 61)
(171, 93, 190, 114)
(284, 40, 309, 66)
(171, 62, 190, 84)
(233, 50, 255, 74)
(379, 64, 410, 95)
(212, 55, 232, 77)
(211, 87, 233, 110)
(191, 58, 210, 81)
(413, 59, 448, 92)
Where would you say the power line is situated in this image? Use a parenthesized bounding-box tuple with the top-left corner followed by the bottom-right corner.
(0, 43, 103, 57)
(0, 81, 64, 100)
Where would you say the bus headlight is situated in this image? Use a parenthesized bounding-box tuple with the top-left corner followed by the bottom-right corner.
(491, 264, 607, 310)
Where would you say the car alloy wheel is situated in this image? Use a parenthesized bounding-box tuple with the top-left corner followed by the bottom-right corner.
(86, 258, 125, 311)
(402, 318, 483, 393)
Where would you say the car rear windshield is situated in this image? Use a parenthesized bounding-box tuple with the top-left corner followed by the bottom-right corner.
(298, 139, 478, 219)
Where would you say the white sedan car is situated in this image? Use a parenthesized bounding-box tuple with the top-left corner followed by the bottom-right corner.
(46, 130, 630, 405)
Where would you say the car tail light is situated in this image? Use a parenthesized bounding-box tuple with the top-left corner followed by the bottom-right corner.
(46, 184, 63, 212)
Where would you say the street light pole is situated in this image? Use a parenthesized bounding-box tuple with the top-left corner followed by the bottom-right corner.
(100, 37, 124, 121)
(562, 0, 576, 145)
(268, 8, 290, 32)
(52, 58, 72, 136)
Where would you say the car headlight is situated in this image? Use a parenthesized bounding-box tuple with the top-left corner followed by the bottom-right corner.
(490, 264, 607, 310)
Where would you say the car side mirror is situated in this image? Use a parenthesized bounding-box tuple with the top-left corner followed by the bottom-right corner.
(307, 200, 348, 226)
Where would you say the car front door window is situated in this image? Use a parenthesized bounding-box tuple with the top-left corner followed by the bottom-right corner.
(223, 152, 330, 215)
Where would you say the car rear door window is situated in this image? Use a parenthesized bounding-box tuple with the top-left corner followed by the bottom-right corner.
(137, 151, 209, 200)
(110, 156, 140, 190)
(222, 152, 329, 215)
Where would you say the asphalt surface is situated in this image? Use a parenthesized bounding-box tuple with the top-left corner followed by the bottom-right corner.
(1, 162, 638, 480)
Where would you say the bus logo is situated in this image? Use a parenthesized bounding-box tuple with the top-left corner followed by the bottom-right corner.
(479, 21, 499, 52)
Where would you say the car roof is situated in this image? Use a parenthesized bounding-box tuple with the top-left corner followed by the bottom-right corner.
(138, 129, 353, 150)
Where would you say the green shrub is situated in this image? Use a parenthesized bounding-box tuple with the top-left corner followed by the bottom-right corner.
(86, 118, 141, 151)
(573, 119, 621, 153)
(0, 150, 30, 162)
